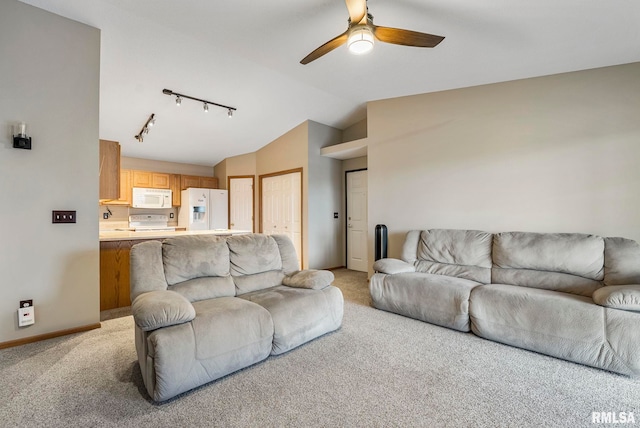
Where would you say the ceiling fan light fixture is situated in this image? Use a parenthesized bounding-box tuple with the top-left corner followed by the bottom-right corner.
(347, 26, 374, 55)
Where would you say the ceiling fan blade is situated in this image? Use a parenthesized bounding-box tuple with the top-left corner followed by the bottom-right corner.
(345, 0, 367, 24)
(300, 31, 349, 64)
(374, 26, 444, 48)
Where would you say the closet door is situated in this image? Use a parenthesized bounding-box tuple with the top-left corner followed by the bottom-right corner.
(346, 170, 368, 272)
(229, 176, 254, 232)
(261, 171, 302, 268)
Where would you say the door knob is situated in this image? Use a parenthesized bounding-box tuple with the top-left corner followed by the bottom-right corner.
(348, 224, 352, 228)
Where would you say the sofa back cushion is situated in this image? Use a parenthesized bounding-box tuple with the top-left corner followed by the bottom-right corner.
(227, 234, 284, 294)
(412, 229, 493, 283)
(162, 235, 235, 301)
(604, 237, 640, 285)
(492, 232, 604, 296)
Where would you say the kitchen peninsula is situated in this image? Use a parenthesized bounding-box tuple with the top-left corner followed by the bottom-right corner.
(100, 229, 250, 311)
(99, 228, 248, 242)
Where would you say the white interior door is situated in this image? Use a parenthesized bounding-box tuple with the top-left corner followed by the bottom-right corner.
(262, 171, 302, 268)
(229, 177, 254, 232)
(347, 170, 368, 272)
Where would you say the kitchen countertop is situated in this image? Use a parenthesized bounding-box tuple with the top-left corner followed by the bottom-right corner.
(99, 229, 251, 242)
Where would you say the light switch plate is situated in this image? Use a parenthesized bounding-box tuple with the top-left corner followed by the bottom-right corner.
(52, 210, 76, 223)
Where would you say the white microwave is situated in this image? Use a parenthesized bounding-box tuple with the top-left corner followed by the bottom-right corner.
(132, 188, 172, 209)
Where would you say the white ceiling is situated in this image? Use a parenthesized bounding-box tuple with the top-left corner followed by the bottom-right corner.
(20, 0, 640, 166)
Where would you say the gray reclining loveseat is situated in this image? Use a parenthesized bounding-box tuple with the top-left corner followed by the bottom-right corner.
(371, 229, 640, 376)
(130, 233, 344, 401)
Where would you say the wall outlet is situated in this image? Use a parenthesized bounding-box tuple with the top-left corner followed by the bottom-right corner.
(20, 300, 32, 308)
(103, 212, 109, 219)
(18, 305, 35, 327)
(334, 212, 339, 219)
(169, 213, 174, 219)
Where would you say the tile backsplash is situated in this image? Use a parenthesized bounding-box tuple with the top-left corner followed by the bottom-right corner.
(99, 204, 178, 230)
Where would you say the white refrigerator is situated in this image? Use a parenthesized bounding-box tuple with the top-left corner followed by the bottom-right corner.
(178, 188, 228, 230)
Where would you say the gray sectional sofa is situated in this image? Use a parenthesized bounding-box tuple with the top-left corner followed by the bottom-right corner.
(130, 233, 344, 402)
(371, 229, 640, 376)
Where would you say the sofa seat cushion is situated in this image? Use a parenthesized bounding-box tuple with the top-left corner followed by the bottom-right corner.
(239, 285, 344, 355)
(469, 284, 640, 376)
(369, 272, 482, 332)
(145, 297, 273, 401)
(592, 285, 640, 312)
(169, 276, 236, 302)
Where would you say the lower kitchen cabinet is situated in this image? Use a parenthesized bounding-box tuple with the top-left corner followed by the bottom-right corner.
(100, 239, 161, 310)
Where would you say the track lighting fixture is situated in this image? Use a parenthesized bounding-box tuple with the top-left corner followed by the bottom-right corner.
(162, 89, 237, 116)
(134, 113, 155, 142)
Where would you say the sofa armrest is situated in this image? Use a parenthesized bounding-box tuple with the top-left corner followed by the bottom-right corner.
(373, 258, 416, 274)
(592, 285, 640, 312)
(283, 269, 334, 290)
(131, 290, 196, 331)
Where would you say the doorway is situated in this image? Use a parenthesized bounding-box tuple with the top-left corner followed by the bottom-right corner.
(260, 169, 303, 268)
(228, 176, 255, 232)
(346, 169, 368, 272)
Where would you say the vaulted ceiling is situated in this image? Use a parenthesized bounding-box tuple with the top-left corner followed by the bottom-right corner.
(20, 0, 640, 166)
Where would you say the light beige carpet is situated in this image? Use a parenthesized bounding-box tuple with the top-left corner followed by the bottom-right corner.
(1, 269, 638, 427)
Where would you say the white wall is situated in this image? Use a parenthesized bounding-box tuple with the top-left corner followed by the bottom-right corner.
(308, 121, 343, 269)
(0, 1, 100, 343)
(121, 157, 214, 176)
(367, 63, 640, 269)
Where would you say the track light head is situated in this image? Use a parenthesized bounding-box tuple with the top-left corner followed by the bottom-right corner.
(204, 103, 209, 113)
(228, 109, 233, 118)
(135, 113, 155, 143)
(176, 96, 182, 106)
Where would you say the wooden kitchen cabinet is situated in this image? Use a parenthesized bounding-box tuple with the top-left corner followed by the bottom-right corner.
(117, 169, 132, 205)
(181, 175, 218, 190)
(100, 240, 134, 311)
(100, 169, 131, 206)
(100, 238, 162, 310)
(132, 170, 170, 189)
(200, 176, 218, 189)
(181, 175, 201, 190)
(99, 139, 120, 200)
(170, 174, 181, 206)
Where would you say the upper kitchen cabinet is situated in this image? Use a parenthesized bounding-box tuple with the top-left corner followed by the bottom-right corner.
(181, 175, 218, 190)
(200, 176, 218, 189)
(170, 174, 181, 206)
(99, 139, 120, 200)
(118, 169, 132, 205)
(132, 170, 170, 189)
(100, 169, 132, 206)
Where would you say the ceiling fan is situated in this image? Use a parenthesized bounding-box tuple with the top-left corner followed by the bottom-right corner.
(300, 0, 445, 65)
